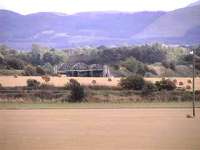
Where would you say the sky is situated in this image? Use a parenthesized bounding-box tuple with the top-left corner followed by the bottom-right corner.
(0, 0, 197, 15)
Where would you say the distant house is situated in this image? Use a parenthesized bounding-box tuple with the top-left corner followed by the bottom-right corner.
(57, 63, 111, 77)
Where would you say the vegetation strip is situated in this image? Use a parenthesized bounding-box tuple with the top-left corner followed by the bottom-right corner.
(1, 102, 200, 110)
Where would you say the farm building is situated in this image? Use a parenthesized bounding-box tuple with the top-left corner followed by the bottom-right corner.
(56, 63, 111, 77)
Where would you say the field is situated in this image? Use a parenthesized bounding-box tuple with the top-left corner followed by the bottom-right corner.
(0, 76, 200, 90)
(0, 108, 200, 150)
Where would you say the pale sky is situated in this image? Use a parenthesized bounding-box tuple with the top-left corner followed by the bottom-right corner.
(0, 0, 197, 15)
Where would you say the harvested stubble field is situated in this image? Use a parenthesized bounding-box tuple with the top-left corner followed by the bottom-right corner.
(0, 76, 200, 90)
(0, 108, 200, 150)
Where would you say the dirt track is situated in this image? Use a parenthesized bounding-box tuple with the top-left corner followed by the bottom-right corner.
(0, 109, 200, 150)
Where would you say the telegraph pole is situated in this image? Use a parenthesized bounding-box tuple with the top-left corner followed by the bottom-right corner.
(191, 50, 196, 117)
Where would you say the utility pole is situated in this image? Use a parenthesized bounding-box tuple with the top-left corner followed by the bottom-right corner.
(190, 50, 196, 117)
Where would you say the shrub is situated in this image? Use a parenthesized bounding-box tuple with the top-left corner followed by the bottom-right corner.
(162, 61, 176, 70)
(39, 83, 55, 90)
(57, 74, 62, 77)
(120, 57, 146, 75)
(173, 79, 177, 84)
(186, 85, 191, 90)
(120, 75, 145, 90)
(187, 79, 192, 84)
(92, 80, 96, 85)
(5, 57, 25, 70)
(155, 79, 176, 91)
(27, 79, 41, 89)
(142, 81, 157, 95)
(41, 76, 50, 83)
(34, 90, 54, 100)
(24, 65, 37, 76)
(0, 83, 2, 89)
(108, 78, 112, 82)
(36, 66, 46, 75)
(66, 79, 85, 102)
(179, 82, 184, 86)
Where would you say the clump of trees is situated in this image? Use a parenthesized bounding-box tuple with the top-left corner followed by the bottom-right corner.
(120, 57, 147, 75)
(181, 46, 200, 71)
(120, 76, 146, 90)
(155, 79, 176, 91)
(1, 43, 198, 77)
(162, 60, 176, 70)
(0, 44, 66, 76)
(120, 76, 176, 94)
(70, 44, 167, 65)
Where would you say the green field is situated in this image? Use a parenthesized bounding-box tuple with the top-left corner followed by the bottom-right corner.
(0, 101, 200, 109)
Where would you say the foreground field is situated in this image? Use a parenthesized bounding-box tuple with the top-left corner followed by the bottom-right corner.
(0, 109, 200, 150)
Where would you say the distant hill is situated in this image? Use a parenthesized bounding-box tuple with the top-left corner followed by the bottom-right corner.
(135, 5, 200, 44)
(1, 1, 200, 49)
(0, 10, 165, 49)
(188, 0, 200, 7)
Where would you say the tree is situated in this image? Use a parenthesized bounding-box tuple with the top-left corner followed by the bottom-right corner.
(120, 75, 145, 90)
(5, 57, 25, 70)
(155, 79, 176, 91)
(162, 60, 176, 70)
(66, 79, 85, 102)
(43, 52, 62, 66)
(43, 63, 54, 74)
(0, 44, 9, 55)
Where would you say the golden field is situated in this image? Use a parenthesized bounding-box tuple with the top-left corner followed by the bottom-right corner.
(1, 109, 200, 150)
(0, 76, 200, 90)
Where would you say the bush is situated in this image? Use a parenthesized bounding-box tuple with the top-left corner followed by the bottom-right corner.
(0, 83, 3, 89)
(179, 82, 184, 86)
(108, 78, 112, 82)
(120, 75, 145, 90)
(187, 79, 192, 84)
(120, 57, 146, 75)
(5, 57, 25, 70)
(27, 79, 41, 89)
(34, 90, 54, 100)
(186, 85, 191, 90)
(66, 79, 85, 102)
(24, 65, 37, 76)
(36, 66, 46, 75)
(162, 60, 176, 70)
(39, 83, 55, 90)
(142, 81, 157, 95)
(41, 76, 50, 83)
(155, 79, 176, 91)
(92, 80, 96, 85)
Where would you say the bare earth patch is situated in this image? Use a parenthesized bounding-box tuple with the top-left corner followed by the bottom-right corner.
(0, 109, 200, 150)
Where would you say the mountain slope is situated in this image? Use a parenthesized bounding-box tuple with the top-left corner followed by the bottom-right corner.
(135, 5, 200, 43)
(1, 2, 200, 49)
(0, 10, 165, 49)
(188, 0, 200, 7)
